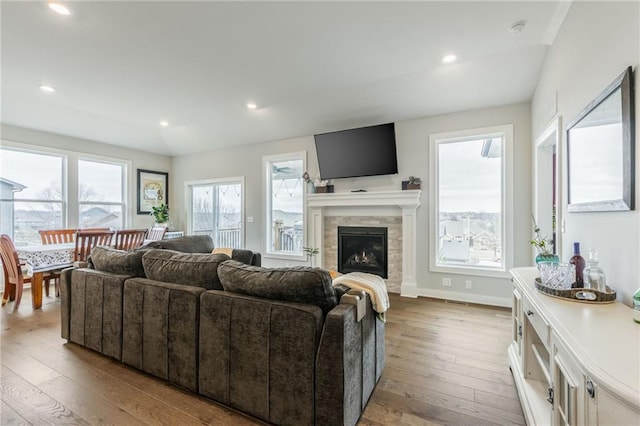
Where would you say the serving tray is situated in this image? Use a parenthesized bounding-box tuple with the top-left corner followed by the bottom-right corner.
(534, 278, 617, 304)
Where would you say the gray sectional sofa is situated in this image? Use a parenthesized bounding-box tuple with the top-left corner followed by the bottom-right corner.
(60, 235, 385, 426)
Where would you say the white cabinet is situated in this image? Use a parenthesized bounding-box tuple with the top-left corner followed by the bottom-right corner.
(509, 267, 640, 426)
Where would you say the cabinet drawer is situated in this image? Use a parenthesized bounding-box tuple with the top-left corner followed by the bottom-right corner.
(523, 297, 549, 347)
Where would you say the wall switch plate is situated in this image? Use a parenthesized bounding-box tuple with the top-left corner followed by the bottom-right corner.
(442, 277, 452, 287)
(465, 280, 472, 289)
(247, 216, 254, 223)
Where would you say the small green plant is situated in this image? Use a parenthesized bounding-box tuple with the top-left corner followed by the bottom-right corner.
(408, 176, 421, 185)
(530, 214, 552, 255)
(151, 203, 169, 223)
(303, 247, 319, 258)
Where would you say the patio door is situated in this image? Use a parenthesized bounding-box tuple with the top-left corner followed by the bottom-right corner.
(186, 178, 244, 248)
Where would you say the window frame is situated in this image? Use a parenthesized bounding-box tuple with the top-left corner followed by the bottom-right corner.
(184, 176, 245, 248)
(1, 141, 132, 242)
(428, 124, 514, 278)
(263, 151, 307, 261)
(77, 156, 129, 230)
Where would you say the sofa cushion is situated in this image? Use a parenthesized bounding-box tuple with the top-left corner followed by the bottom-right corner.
(143, 235, 214, 253)
(218, 260, 338, 314)
(90, 245, 146, 277)
(142, 249, 230, 290)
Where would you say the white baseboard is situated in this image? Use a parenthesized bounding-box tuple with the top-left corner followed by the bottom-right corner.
(413, 287, 511, 307)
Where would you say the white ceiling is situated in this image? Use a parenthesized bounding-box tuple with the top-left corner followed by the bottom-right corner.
(1, 1, 569, 156)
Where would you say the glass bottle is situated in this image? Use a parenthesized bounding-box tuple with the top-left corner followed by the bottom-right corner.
(633, 288, 640, 324)
(569, 242, 586, 288)
(583, 249, 606, 292)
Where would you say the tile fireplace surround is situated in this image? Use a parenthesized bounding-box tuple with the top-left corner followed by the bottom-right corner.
(307, 190, 421, 297)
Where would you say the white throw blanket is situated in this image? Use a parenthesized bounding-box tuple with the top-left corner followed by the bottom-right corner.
(332, 272, 390, 322)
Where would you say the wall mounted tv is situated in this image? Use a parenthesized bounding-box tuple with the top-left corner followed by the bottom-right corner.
(314, 123, 398, 180)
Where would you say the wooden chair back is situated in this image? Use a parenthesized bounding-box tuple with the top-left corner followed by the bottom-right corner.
(146, 226, 167, 242)
(74, 230, 115, 262)
(0, 234, 28, 310)
(114, 229, 148, 251)
(39, 229, 77, 245)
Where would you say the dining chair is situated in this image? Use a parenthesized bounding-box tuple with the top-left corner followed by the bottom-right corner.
(39, 228, 78, 245)
(0, 234, 53, 311)
(39, 228, 79, 297)
(114, 229, 148, 251)
(74, 230, 115, 264)
(146, 225, 167, 242)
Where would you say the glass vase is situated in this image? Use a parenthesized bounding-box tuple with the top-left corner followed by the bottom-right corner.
(535, 253, 559, 266)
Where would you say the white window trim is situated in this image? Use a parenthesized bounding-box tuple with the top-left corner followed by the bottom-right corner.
(184, 176, 245, 247)
(78, 156, 129, 229)
(428, 124, 514, 278)
(263, 151, 307, 261)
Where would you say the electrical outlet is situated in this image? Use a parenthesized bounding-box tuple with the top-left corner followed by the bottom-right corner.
(442, 277, 452, 287)
(465, 280, 472, 289)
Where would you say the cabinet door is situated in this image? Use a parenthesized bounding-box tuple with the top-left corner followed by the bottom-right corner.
(591, 380, 640, 425)
(553, 355, 579, 426)
(512, 287, 523, 359)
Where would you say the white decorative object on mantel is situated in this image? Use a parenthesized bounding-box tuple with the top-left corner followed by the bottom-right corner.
(307, 190, 421, 298)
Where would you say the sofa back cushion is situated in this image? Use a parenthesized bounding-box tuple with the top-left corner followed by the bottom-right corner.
(90, 245, 146, 277)
(142, 249, 230, 290)
(218, 260, 337, 314)
(143, 235, 214, 253)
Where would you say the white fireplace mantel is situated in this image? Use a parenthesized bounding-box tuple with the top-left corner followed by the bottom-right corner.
(307, 190, 421, 297)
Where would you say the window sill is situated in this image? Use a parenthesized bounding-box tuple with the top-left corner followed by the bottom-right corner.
(263, 253, 306, 262)
(430, 264, 512, 279)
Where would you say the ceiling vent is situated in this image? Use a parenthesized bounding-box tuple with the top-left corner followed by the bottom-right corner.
(510, 20, 527, 34)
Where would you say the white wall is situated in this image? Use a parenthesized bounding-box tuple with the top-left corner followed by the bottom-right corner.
(531, 1, 640, 306)
(172, 102, 532, 305)
(1, 124, 172, 230)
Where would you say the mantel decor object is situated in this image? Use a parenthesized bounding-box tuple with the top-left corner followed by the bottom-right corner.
(402, 176, 421, 190)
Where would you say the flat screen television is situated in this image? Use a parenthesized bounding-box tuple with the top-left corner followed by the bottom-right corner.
(314, 123, 398, 180)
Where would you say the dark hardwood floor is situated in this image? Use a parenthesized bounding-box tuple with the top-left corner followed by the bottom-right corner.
(1, 291, 524, 425)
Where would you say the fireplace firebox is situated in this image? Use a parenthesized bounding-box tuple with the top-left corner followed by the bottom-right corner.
(337, 226, 387, 278)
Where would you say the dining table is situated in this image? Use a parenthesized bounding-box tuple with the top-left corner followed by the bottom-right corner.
(16, 242, 75, 310)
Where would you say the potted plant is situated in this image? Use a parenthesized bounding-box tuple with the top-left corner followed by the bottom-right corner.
(530, 215, 558, 265)
(151, 203, 170, 225)
(303, 246, 320, 267)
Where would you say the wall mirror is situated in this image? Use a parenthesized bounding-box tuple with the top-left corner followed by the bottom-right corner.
(567, 66, 635, 212)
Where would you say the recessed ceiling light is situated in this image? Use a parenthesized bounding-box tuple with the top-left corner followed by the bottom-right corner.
(159, 121, 169, 127)
(246, 102, 258, 110)
(39, 84, 55, 93)
(48, 1, 71, 16)
(442, 54, 457, 64)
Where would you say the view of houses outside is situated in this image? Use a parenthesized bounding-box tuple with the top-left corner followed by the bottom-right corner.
(1, 149, 125, 246)
(437, 136, 503, 269)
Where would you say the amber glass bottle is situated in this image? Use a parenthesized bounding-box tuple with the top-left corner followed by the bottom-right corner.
(569, 242, 586, 288)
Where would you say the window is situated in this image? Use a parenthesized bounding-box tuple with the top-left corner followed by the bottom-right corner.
(187, 178, 244, 248)
(0, 148, 65, 246)
(264, 152, 306, 257)
(78, 159, 127, 230)
(429, 125, 513, 275)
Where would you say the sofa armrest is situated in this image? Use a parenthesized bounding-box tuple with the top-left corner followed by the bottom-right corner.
(60, 267, 76, 340)
(315, 295, 385, 426)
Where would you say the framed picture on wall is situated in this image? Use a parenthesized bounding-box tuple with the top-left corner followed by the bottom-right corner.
(137, 169, 169, 214)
